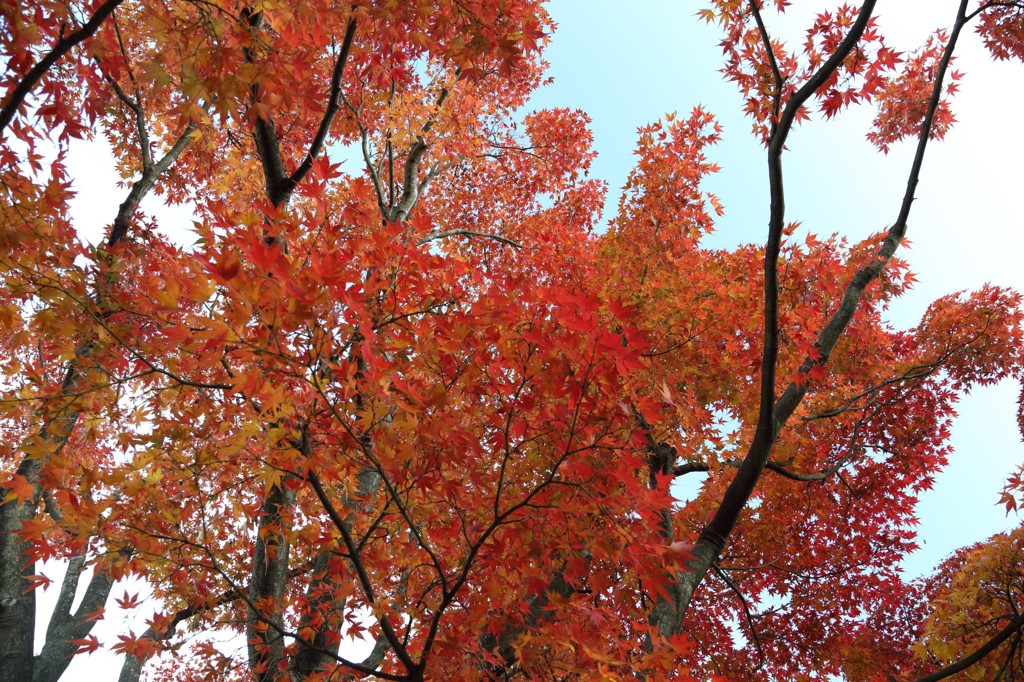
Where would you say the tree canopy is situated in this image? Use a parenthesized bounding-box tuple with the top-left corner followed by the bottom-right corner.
(2, 1, 1024, 680)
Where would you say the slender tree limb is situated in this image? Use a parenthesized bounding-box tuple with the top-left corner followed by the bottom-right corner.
(670, 418, 863, 484)
(417, 229, 522, 249)
(101, 72, 152, 173)
(357, 123, 390, 218)
(307, 470, 419, 676)
(912, 613, 1024, 682)
(108, 117, 199, 246)
(765, 419, 864, 482)
(701, 0, 881, 557)
(802, 363, 940, 420)
(748, 0, 785, 122)
(654, 0, 902, 635)
(772, 0, 970, 427)
(669, 0, 971, 631)
(711, 564, 764, 670)
(0, 0, 127, 138)
(285, 16, 358, 192)
(966, 0, 1024, 23)
(28, 280, 233, 389)
(117, 593, 235, 682)
(109, 15, 151, 171)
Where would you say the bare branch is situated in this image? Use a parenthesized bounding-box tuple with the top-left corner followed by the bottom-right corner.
(712, 564, 764, 670)
(417, 229, 522, 249)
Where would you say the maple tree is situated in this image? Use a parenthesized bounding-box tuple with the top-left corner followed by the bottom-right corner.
(2, 0, 1024, 680)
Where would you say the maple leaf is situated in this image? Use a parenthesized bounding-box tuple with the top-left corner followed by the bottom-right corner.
(2, 474, 36, 505)
(115, 591, 142, 610)
(70, 635, 102, 655)
(24, 573, 53, 593)
(664, 541, 696, 567)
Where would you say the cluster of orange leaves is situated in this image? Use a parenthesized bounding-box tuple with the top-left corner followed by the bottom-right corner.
(1, 1, 1024, 680)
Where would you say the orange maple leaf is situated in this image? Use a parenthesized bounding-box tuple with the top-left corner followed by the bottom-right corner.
(2, 474, 35, 505)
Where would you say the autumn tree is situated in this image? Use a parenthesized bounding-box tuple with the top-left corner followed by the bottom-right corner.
(2, 1, 1024, 681)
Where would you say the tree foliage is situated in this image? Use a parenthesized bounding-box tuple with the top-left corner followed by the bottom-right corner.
(2, 0, 1024, 680)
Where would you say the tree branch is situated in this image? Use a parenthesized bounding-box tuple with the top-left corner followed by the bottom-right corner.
(0, 0, 127, 138)
(35, 554, 119, 682)
(802, 362, 940, 420)
(711, 564, 764, 670)
(912, 613, 1024, 682)
(117, 592, 235, 682)
(748, 0, 785, 123)
(101, 72, 152, 173)
(417, 229, 522, 249)
(285, 16, 358, 192)
(701, 0, 880, 555)
(669, 0, 970, 632)
(387, 81, 453, 223)
(108, 117, 198, 246)
(306, 470, 419, 676)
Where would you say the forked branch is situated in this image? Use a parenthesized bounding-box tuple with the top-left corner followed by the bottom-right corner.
(667, 0, 972, 630)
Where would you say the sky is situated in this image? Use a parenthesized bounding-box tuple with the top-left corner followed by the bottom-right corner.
(46, 0, 1024, 676)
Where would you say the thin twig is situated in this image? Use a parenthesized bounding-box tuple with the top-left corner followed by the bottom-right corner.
(712, 563, 764, 670)
(417, 229, 522, 249)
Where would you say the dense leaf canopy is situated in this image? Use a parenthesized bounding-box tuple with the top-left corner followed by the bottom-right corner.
(2, 1, 1024, 680)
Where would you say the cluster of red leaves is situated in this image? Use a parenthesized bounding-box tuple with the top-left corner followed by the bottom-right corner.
(867, 31, 961, 153)
(977, 2, 1024, 61)
(698, 1, 968, 153)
